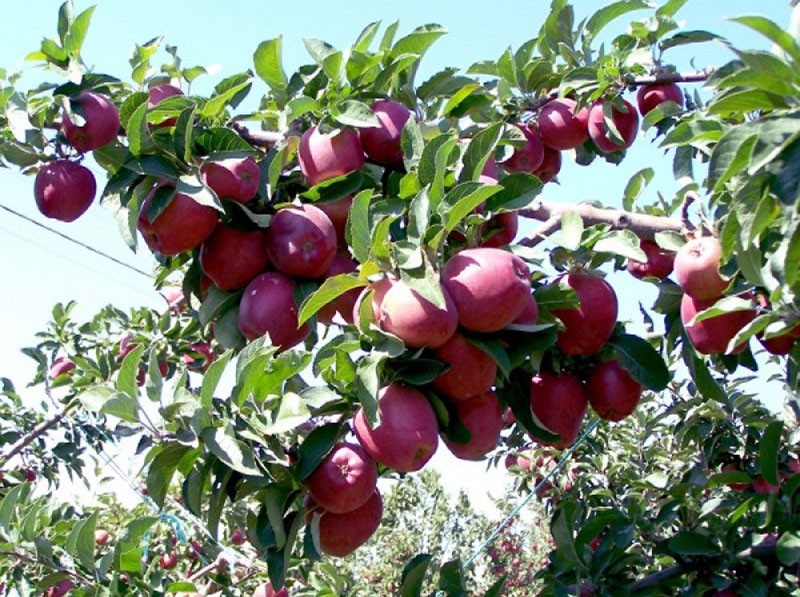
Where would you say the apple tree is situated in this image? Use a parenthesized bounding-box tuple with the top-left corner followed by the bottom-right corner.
(0, 0, 799, 595)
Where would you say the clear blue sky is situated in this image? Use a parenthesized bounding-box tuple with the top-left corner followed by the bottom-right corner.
(0, 1, 792, 499)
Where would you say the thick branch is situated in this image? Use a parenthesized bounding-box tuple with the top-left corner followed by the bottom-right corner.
(629, 68, 717, 87)
(519, 198, 689, 246)
(230, 122, 283, 148)
(0, 401, 76, 468)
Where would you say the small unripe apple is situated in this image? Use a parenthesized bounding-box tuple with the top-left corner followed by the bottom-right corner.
(586, 360, 642, 421)
(298, 126, 365, 186)
(230, 529, 246, 546)
(536, 98, 590, 150)
(444, 391, 505, 460)
(674, 237, 729, 300)
(137, 185, 218, 256)
(358, 99, 411, 169)
(266, 204, 337, 279)
(94, 529, 110, 546)
(49, 356, 76, 379)
(587, 99, 639, 153)
(160, 551, 178, 570)
(200, 157, 260, 203)
(501, 124, 544, 174)
(530, 371, 588, 449)
(306, 442, 378, 514)
(199, 224, 270, 291)
(61, 91, 120, 152)
(238, 272, 310, 350)
(378, 280, 458, 348)
(552, 273, 618, 356)
(23, 468, 37, 482)
(34, 160, 97, 222)
(636, 82, 683, 116)
(627, 239, 674, 280)
(432, 333, 498, 401)
(680, 294, 756, 355)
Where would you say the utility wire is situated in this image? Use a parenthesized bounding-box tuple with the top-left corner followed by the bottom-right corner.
(0, 203, 151, 279)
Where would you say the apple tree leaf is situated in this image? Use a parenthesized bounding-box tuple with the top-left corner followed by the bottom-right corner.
(608, 333, 670, 392)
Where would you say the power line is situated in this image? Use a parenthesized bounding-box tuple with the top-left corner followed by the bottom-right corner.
(0, 203, 152, 279)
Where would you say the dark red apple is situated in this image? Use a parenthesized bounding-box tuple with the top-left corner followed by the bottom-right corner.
(358, 99, 411, 169)
(317, 254, 360, 325)
(45, 580, 74, 597)
(636, 82, 683, 116)
(61, 91, 120, 152)
(627, 239, 674, 280)
(444, 391, 505, 460)
(34, 160, 96, 222)
(680, 293, 756, 355)
(200, 157, 260, 203)
(529, 371, 588, 449)
(511, 295, 539, 325)
(481, 212, 518, 248)
(586, 360, 642, 422)
(199, 224, 270, 290)
(552, 273, 618, 356)
(536, 98, 590, 150)
(752, 476, 781, 495)
(147, 84, 183, 127)
(442, 247, 531, 332)
(587, 99, 639, 153)
(181, 342, 215, 371)
(298, 125, 365, 186)
(378, 280, 458, 348)
(352, 276, 395, 329)
(674, 236, 729, 300)
(317, 195, 353, 246)
(501, 124, 544, 174)
(722, 463, 751, 491)
(49, 356, 76, 379)
(306, 442, 378, 514)
(137, 186, 218, 256)
(266, 204, 337, 279)
(23, 468, 36, 482)
(316, 490, 383, 557)
(230, 529, 245, 546)
(160, 551, 178, 570)
(432, 333, 497, 401)
(354, 383, 439, 472)
(238, 272, 310, 350)
(253, 583, 289, 597)
(758, 326, 799, 355)
(532, 146, 562, 183)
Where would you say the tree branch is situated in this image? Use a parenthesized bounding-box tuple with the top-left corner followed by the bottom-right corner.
(628, 68, 718, 87)
(0, 401, 77, 469)
(0, 549, 93, 586)
(230, 122, 284, 148)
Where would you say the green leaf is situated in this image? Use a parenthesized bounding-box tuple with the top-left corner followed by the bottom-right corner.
(551, 502, 582, 569)
(689, 296, 753, 326)
(731, 16, 800, 64)
(116, 343, 145, 399)
(442, 183, 502, 233)
(65, 511, 97, 571)
(201, 424, 260, 476)
(668, 531, 717, 556)
(102, 393, 139, 423)
(777, 531, 800, 566)
(126, 102, 153, 156)
(264, 392, 312, 435)
(194, 126, 256, 153)
(146, 443, 190, 508)
(593, 230, 647, 261)
(407, 188, 431, 243)
(582, 1, 649, 42)
(438, 559, 466, 596)
(298, 274, 367, 325)
(709, 132, 757, 194)
(623, 168, 654, 210)
(400, 553, 432, 597)
(609, 334, 670, 391)
(708, 89, 789, 115)
(331, 99, 380, 128)
(401, 118, 425, 172)
(58, 1, 73, 45)
(391, 24, 447, 60)
(659, 30, 722, 52)
(253, 38, 288, 103)
(347, 189, 373, 264)
(458, 122, 504, 184)
(64, 5, 95, 56)
(558, 211, 583, 251)
(199, 286, 241, 328)
(199, 79, 252, 120)
(486, 173, 542, 212)
(174, 106, 196, 163)
(295, 423, 340, 481)
(200, 349, 232, 408)
(356, 352, 387, 427)
(759, 421, 783, 487)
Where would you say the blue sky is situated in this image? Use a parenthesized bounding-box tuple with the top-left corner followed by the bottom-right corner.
(0, 1, 793, 504)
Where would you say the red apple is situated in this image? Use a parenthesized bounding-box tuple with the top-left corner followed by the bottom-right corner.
(317, 254, 360, 326)
(161, 286, 186, 313)
(674, 237, 729, 300)
(230, 529, 245, 545)
(137, 186, 218, 256)
(444, 391, 505, 460)
(253, 582, 289, 597)
(147, 84, 183, 127)
(94, 529, 110, 546)
(442, 247, 531, 333)
(352, 276, 395, 329)
(552, 273, 618, 356)
(586, 360, 642, 422)
(49, 356, 76, 379)
(306, 442, 378, 514)
(61, 91, 120, 152)
(758, 323, 800, 355)
(627, 239, 675, 280)
(317, 195, 353, 246)
(358, 99, 411, 169)
(181, 342, 214, 371)
(378, 280, 458, 348)
(160, 551, 178, 570)
(23, 468, 36, 482)
(45, 579, 74, 597)
(681, 294, 756, 355)
(354, 383, 439, 472)
(536, 98, 590, 150)
(529, 371, 588, 449)
(118, 332, 137, 359)
(199, 224, 270, 290)
(722, 463, 751, 491)
(315, 490, 383, 557)
(298, 125, 365, 186)
(511, 295, 539, 325)
(501, 124, 544, 174)
(636, 82, 683, 117)
(200, 157, 260, 203)
(266, 204, 337, 279)
(238, 272, 310, 350)
(532, 146, 562, 183)
(481, 212, 518, 248)
(587, 99, 639, 153)
(34, 160, 97, 222)
(432, 333, 497, 401)
(752, 475, 781, 494)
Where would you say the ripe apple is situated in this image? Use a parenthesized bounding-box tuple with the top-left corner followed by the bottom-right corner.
(674, 236, 729, 300)
(752, 475, 781, 494)
(306, 442, 378, 514)
(147, 83, 183, 127)
(253, 582, 289, 597)
(317, 195, 353, 246)
(49, 356, 76, 378)
(680, 294, 756, 355)
(266, 204, 337, 279)
(181, 342, 214, 371)
(161, 286, 186, 313)
(552, 273, 618, 356)
(354, 383, 439, 472)
(721, 463, 751, 491)
(442, 247, 531, 333)
(586, 360, 642, 421)
(352, 276, 395, 329)
(315, 489, 383, 557)
(34, 160, 97, 222)
(238, 272, 310, 350)
(536, 98, 590, 150)
(529, 371, 588, 449)
(298, 125, 365, 186)
(230, 529, 246, 545)
(118, 332, 137, 359)
(160, 551, 178, 570)
(137, 185, 218, 256)
(23, 468, 37, 482)
(432, 333, 498, 401)
(94, 529, 110, 546)
(358, 99, 411, 169)
(627, 239, 675, 280)
(61, 91, 120, 152)
(587, 99, 639, 153)
(444, 391, 505, 461)
(199, 224, 270, 291)
(500, 124, 544, 173)
(200, 157, 260, 203)
(505, 452, 532, 472)
(758, 323, 800, 355)
(378, 280, 458, 348)
(636, 82, 683, 116)
(481, 212, 518, 248)
(45, 579, 74, 597)
(532, 146, 562, 183)
(317, 254, 360, 325)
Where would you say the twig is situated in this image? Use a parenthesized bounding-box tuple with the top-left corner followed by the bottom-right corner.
(230, 122, 284, 148)
(0, 549, 93, 586)
(519, 216, 561, 247)
(628, 68, 718, 87)
(0, 401, 77, 468)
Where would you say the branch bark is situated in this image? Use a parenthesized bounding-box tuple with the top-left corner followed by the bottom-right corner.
(628, 68, 717, 87)
(0, 401, 76, 468)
